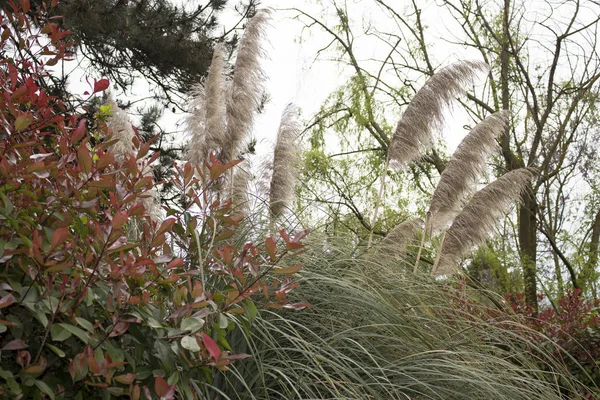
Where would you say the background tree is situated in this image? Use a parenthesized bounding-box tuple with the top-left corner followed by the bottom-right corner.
(3, 0, 259, 107)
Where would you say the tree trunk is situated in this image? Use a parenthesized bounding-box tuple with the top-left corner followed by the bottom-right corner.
(519, 188, 538, 312)
(584, 209, 600, 298)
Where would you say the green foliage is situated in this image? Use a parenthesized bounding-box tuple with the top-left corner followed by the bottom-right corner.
(1, 0, 256, 106)
(0, 4, 304, 398)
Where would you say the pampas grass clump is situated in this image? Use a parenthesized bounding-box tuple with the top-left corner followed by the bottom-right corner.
(202, 235, 594, 399)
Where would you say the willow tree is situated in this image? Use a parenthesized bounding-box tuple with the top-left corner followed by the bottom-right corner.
(295, 0, 600, 309)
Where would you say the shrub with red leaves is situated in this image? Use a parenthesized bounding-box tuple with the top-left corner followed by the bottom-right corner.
(505, 289, 600, 388)
(0, 2, 305, 398)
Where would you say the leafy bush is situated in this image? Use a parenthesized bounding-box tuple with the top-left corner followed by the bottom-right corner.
(0, 3, 303, 399)
(505, 290, 600, 392)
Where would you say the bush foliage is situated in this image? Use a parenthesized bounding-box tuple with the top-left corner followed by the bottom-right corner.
(0, 3, 304, 398)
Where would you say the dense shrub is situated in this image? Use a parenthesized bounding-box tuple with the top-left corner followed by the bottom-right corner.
(0, 3, 304, 398)
(505, 290, 600, 391)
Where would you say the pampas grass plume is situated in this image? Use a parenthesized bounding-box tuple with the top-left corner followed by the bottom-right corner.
(269, 104, 300, 217)
(187, 44, 228, 167)
(433, 168, 536, 276)
(428, 110, 508, 229)
(222, 9, 271, 163)
(105, 96, 136, 160)
(388, 60, 489, 167)
(375, 217, 423, 261)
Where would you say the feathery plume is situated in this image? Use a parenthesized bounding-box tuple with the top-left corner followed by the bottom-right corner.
(269, 104, 300, 217)
(388, 60, 489, 167)
(230, 163, 252, 215)
(105, 96, 136, 161)
(374, 217, 423, 261)
(222, 9, 271, 163)
(186, 44, 228, 167)
(433, 168, 536, 276)
(428, 111, 508, 230)
(185, 83, 207, 166)
(105, 96, 161, 223)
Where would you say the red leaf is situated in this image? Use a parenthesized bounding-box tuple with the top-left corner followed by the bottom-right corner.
(160, 385, 176, 400)
(156, 218, 176, 237)
(1, 339, 28, 351)
(112, 211, 128, 230)
(93, 79, 110, 94)
(14, 113, 33, 132)
(21, 0, 30, 13)
(78, 143, 93, 175)
(202, 332, 221, 360)
(265, 237, 276, 261)
(167, 258, 184, 270)
(154, 376, 168, 397)
(51, 227, 68, 250)
(114, 373, 137, 385)
(0, 294, 15, 309)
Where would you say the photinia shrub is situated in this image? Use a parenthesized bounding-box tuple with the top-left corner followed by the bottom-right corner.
(505, 290, 600, 390)
(0, 2, 305, 399)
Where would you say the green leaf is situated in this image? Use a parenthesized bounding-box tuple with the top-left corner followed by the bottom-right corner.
(34, 380, 55, 400)
(75, 317, 95, 333)
(50, 324, 72, 342)
(180, 317, 204, 332)
(218, 313, 228, 329)
(244, 299, 258, 325)
(153, 340, 175, 372)
(34, 309, 48, 328)
(181, 335, 200, 352)
(58, 323, 90, 344)
(46, 343, 65, 358)
(14, 113, 33, 132)
(167, 372, 180, 385)
(273, 265, 302, 275)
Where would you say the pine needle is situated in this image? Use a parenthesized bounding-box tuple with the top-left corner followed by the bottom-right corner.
(433, 168, 536, 276)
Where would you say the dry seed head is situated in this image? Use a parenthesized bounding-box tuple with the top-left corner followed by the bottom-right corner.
(105, 96, 136, 161)
(222, 9, 271, 163)
(375, 217, 423, 261)
(269, 104, 300, 217)
(388, 60, 489, 167)
(434, 168, 536, 276)
(186, 44, 228, 167)
(428, 111, 508, 230)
